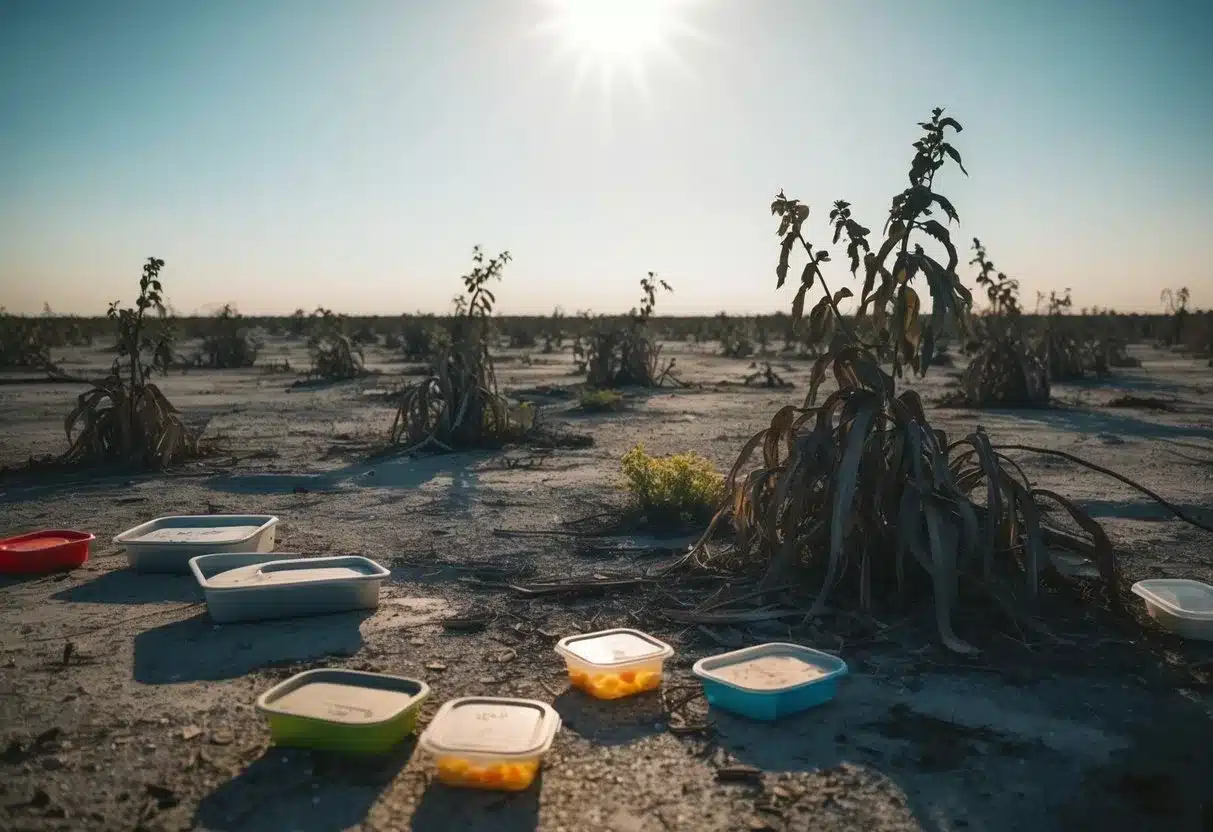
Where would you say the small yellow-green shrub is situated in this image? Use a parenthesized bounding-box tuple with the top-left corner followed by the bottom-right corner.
(621, 444, 724, 524)
(580, 389, 624, 412)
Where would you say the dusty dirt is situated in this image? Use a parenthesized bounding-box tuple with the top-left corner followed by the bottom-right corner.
(2, 338, 1212, 832)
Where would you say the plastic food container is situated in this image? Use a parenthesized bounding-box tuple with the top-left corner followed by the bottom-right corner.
(555, 628, 673, 700)
(419, 697, 560, 791)
(0, 530, 95, 574)
(693, 643, 848, 721)
(1131, 579, 1213, 641)
(256, 669, 430, 753)
(114, 515, 279, 573)
(189, 552, 390, 623)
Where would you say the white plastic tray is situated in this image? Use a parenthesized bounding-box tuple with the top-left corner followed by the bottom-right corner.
(189, 552, 389, 623)
(115, 515, 279, 573)
(1131, 578, 1213, 641)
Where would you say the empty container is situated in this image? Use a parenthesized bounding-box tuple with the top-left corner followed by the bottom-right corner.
(555, 628, 673, 700)
(693, 643, 848, 721)
(189, 552, 390, 623)
(419, 697, 560, 791)
(1131, 579, 1213, 641)
(0, 530, 94, 574)
(115, 514, 279, 573)
(256, 668, 430, 753)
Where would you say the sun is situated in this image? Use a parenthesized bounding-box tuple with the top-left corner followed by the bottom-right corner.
(534, 0, 702, 102)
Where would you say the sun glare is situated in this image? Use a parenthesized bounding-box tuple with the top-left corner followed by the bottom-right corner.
(535, 0, 702, 103)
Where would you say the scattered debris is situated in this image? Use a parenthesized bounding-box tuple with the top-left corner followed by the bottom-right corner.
(181, 725, 202, 741)
(209, 728, 234, 746)
(717, 764, 763, 783)
(426, 662, 448, 672)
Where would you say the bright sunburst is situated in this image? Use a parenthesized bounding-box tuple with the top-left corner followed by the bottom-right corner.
(534, 0, 702, 104)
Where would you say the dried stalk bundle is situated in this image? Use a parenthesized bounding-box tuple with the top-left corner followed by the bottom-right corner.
(693, 348, 1115, 654)
(961, 337, 1050, 406)
(63, 375, 196, 468)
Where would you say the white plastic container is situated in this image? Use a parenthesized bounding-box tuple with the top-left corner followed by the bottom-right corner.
(1131, 579, 1213, 641)
(115, 515, 279, 573)
(418, 697, 560, 791)
(189, 552, 389, 623)
(555, 628, 673, 700)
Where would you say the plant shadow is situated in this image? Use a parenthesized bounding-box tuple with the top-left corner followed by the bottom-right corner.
(551, 689, 665, 747)
(133, 610, 369, 684)
(50, 569, 201, 604)
(409, 780, 540, 832)
(207, 451, 489, 495)
(194, 743, 411, 832)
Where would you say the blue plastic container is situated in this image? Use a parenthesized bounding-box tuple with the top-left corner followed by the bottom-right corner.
(692, 643, 847, 721)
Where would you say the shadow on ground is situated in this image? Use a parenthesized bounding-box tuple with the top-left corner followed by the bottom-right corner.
(703, 666, 1213, 832)
(552, 689, 665, 747)
(195, 744, 411, 831)
(410, 781, 540, 832)
(51, 569, 201, 604)
(1005, 405, 1213, 441)
(133, 610, 369, 684)
(206, 452, 490, 495)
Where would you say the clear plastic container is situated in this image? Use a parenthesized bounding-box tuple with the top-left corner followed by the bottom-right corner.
(256, 669, 429, 753)
(418, 697, 560, 791)
(1131, 579, 1213, 641)
(693, 643, 848, 721)
(555, 628, 673, 700)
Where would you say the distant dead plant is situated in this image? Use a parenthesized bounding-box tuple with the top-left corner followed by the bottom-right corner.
(62, 257, 197, 468)
(198, 304, 262, 368)
(389, 247, 535, 452)
(583, 274, 678, 388)
(307, 308, 365, 380)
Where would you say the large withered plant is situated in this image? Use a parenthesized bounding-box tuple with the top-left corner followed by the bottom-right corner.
(691, 109, 1115, 653)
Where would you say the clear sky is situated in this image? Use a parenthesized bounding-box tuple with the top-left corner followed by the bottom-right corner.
(2, 0, 1210, 316)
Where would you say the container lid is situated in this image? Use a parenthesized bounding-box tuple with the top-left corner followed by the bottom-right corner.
(419, 697, 560, 758)
(206, 557, 385, 588)
(555, 628, 674, 667)
(1131, 579, 1213, 620)
(257, 669, 429, 726)
(693, 643, 848, 694)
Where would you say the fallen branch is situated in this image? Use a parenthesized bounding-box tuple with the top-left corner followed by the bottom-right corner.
(997, 443, 1213, 534)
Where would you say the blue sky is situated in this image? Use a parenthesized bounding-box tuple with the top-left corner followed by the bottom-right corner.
(1, 0, 1210, 316)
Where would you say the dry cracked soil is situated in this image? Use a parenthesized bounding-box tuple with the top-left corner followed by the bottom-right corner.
(2, 338, 1212, 832)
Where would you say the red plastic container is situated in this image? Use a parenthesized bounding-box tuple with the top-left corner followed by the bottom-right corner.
(0, 530, 95, 574)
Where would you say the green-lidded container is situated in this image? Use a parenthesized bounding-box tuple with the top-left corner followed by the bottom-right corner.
(256, 669, 430, 753)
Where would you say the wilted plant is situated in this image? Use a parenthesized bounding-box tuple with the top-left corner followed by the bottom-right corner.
(1160, 286, 1191, 348)
(622, 444, 724, 527)
(717, 312, 755, 358)
(198, 304, 262, 368)
(62, 257, 197, 468)
(743, 362, 792, 388)
(583, 274, 677, 387)
(307, 308, 365, 380)
(390, 247, 535, 451)
(542, 307, 565, 353)
(957, 239, 1049, 406)
(690, 109, 1115, 654)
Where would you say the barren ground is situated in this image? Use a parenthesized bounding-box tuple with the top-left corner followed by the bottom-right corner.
(2, 339, 1212, 832)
